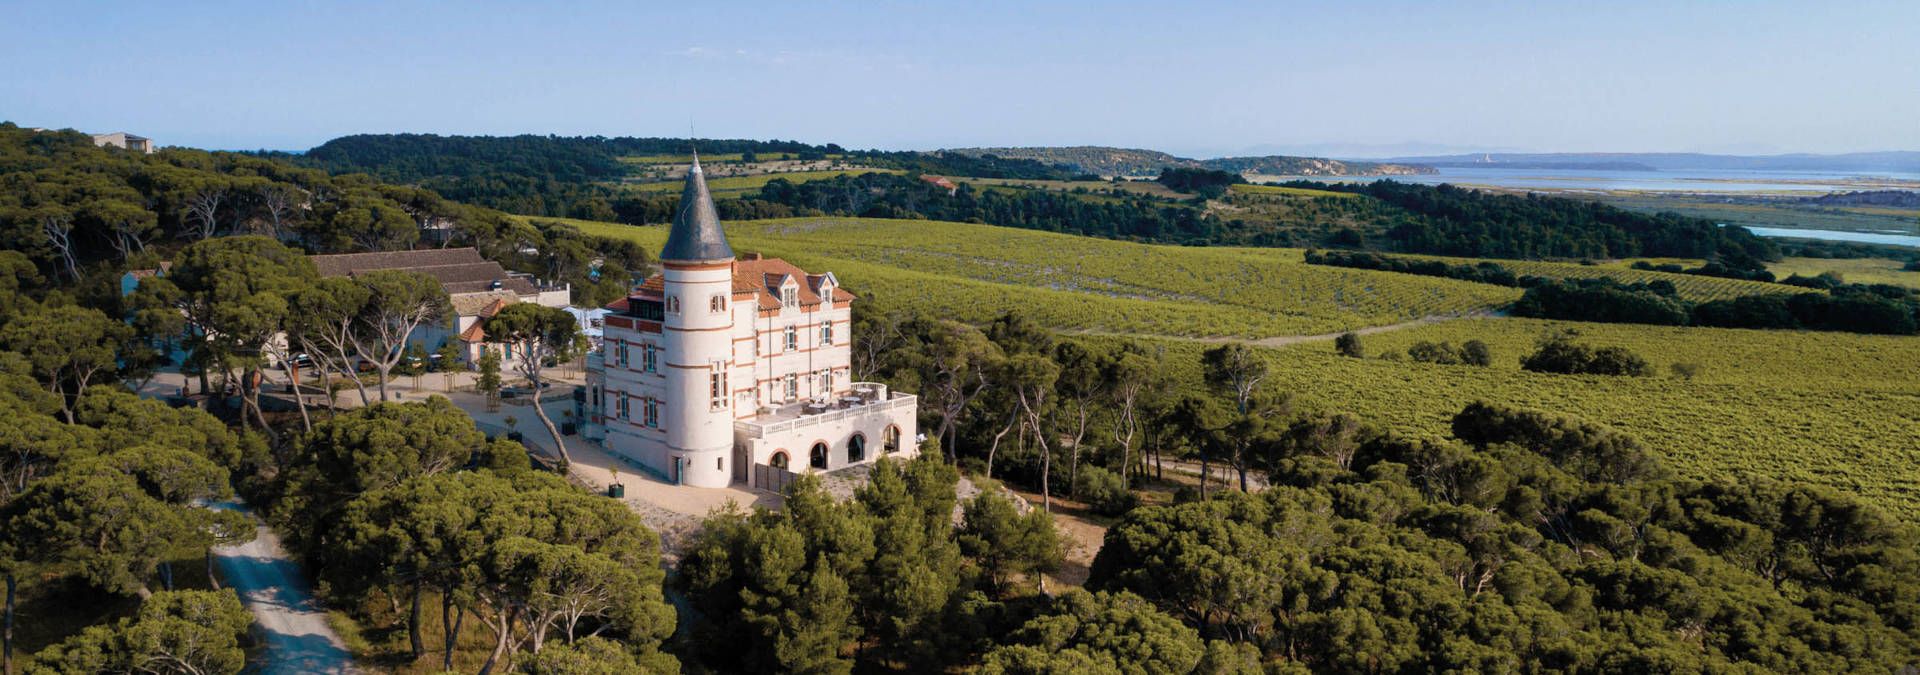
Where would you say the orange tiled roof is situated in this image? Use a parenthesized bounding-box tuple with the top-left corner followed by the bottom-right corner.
(457, 322, 486, 342)
(622, 257, 855, 313)
(477, 298, 510, 318)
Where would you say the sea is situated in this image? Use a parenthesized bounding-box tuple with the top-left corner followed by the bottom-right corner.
(1286, 167, 1920, 246)
(1306, 166, 1920, 194)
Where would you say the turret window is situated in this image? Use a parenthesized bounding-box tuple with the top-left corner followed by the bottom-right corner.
(666, 296, 681, 314)
(710, 294, 727, 313)
(710, 370, 729, 410)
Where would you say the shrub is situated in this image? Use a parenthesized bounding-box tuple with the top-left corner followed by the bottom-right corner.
(1585, 346, 1652, 376)
(1522, 330, 1651, 377)
(1407, 341, 1461, 365)
(1334, 332, 1364, 358)
(1075, 465, 1136, 516)
(1670, 362, 1701, 379)
(1461, 340, 1493, 367)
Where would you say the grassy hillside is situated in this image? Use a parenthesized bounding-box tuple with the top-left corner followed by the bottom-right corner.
(562, 216, 1518, 337)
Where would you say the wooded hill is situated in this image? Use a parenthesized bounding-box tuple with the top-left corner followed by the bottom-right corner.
(947, 145, 1435, 177)
(0, 123, 652, 307)
(265, 131, 1775, 267)
(278, 133, 1083, 216)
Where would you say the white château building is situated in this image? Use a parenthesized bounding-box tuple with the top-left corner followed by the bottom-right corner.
(581, 158, 917, 488)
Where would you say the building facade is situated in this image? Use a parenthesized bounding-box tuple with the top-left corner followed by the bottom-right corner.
(582, 158, 917, 488)
(307, 247, 571, 369)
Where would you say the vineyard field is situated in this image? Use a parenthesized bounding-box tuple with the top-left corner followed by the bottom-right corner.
(560, 214, 1920, 520)
(1768, 257, 1920, 289)
(1400, 253, 1803, 302)
(564, 217, 1519, 337)
(950, 177, 1187, 199)
(1228, 183, 1360, 199)
(1354, 316, 1920, 392)
(619, 169, 900, 196)
(1083, 329, 1920, 520)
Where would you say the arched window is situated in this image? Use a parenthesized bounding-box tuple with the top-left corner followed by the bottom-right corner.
(883, 425, 901, 454)
(847, 434, 866, 463)
(810, 442, 829, 470)
(770, 451, 789, 470)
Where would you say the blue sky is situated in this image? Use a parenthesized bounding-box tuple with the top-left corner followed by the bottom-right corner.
(3, 1, 1915, 156)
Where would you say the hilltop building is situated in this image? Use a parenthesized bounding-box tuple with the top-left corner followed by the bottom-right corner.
(307, 248, 570, 368)
(582, 158, 917, 488)
(90, 132, 154, 153)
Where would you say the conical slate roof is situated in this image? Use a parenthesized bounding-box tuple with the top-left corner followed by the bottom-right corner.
(659, 157, 734, 263)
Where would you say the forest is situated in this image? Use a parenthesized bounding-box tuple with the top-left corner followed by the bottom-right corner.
(1283, 180, 1780, 264)
(279, 133, 1080, 217)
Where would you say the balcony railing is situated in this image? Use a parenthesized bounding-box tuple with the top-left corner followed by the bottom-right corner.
(736, 382, 915, 439)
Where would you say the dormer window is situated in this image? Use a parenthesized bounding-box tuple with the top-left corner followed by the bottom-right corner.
(782, 287, 798, 308)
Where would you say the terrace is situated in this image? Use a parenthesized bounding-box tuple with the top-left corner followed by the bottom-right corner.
(735, 382, 916, 440)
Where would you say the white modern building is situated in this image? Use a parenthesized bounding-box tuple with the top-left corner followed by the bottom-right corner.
(582, 158, 917, 488)
(91, 132, 154, 153)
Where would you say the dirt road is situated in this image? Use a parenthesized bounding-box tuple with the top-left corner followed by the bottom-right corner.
(210, 502, 359, 674)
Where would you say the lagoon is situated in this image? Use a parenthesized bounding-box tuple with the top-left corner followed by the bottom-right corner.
(1299, 166, 1920, 194)
(1743, 226, 1920, 247)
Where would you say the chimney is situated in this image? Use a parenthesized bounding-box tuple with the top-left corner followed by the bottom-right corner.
(741, 251, 763, 261)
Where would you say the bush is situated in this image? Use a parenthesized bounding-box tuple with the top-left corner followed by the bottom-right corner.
(1075, 465, 1136, 516)
(1585, 346, 1652, 376)
(1521, 330, 1651, 377)
(1670, 362, 1701, 379)
(1334, 332, 1364, 358)
(1407, 341, 1461, 365)
(1461, 340, 1493, 367)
